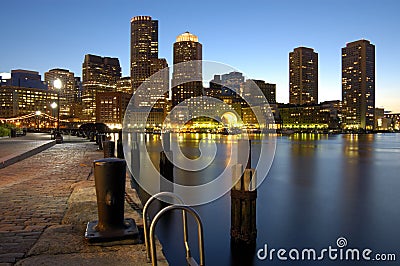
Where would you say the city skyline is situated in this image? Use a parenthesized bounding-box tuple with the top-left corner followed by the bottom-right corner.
(1, 0, 399, 112)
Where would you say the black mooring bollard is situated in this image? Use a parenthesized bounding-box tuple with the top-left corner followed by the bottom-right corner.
(130, 132, 140, 179)
(117, 130, 124, 159)
(95, 133, 100, 145)
(103, 140, 115, 158)
(85, 158, 139, 242)
(117, 141, 124, 159)
(90, 132, 95, 142)
(98, 134, 105, 150)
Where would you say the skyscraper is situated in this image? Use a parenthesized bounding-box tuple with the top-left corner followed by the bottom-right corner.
(81, 54, 121, 122)
(133, 57, 169, 108)
(171, 32, 203, 107)
(289, 47, 318, 105)
(130, 16, 158, 91)
(342, 39, 375, 130)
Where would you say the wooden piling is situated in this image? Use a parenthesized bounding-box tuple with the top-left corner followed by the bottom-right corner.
(160, 132, 174, 193)
(230, 140, 257, 245)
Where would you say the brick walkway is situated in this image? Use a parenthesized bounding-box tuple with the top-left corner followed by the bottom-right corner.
(0, 141, 100, 264)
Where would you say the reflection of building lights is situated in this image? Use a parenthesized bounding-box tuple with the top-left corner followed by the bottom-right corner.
(106, 123, 122, 130)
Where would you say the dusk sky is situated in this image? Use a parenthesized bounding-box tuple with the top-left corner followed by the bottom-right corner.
(1, 0, 399, 112)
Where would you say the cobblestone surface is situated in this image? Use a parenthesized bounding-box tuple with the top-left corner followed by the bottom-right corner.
(0, 141, 100, 264)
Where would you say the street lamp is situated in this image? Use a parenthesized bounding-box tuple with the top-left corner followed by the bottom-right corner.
(35, 110, 41, 131)
(51, 102, 57, 128)
(53, 79, 62, 132)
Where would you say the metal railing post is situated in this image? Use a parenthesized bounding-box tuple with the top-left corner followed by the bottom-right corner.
(149, 205, 205, 266)
(143, 192, 187, 261)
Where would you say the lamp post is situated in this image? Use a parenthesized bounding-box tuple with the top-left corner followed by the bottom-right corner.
(51, 102, 57, 129)
(35, 110, 41, 131)
(53, 79, 62, 132)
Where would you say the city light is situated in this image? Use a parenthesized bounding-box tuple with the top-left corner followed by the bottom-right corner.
(53, 78, 62, 90)
(53, 79, 61, 132)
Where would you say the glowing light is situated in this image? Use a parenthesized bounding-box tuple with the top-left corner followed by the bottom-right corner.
(221, 112, 238, 126)
(54, 79, 62, 90)
(176, 32, 199, 42)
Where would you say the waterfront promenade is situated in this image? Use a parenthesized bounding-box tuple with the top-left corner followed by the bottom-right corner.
(0, 133, 56, 169)
(0, 134, 167, 265)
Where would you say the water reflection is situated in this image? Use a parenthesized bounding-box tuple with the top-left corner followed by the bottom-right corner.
(339, 134, 374, 244)
(130, 133, 400, 266)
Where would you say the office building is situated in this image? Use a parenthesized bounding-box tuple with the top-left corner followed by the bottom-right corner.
(96, 91, 131, 128)
(289, 47, 318, 105)
(0, 86, 57, 119)
(81, 54, 121, 122)
(221, 71, 244, 97)
(204, 75, 222, 99)
(44, 68, 76, 118)
(130, 16, 158, 91)
(8, 70, 48, 90)
(245, 79, 276, 104)
(133, 58, 169, 109)
(74, 77, 82, 103)
(385, 113, 400, 131)
(342, 39, 375, 130)
(171, 32, 203, 107)
(116, 77, 133, 95)
(279, 104, 333, 130)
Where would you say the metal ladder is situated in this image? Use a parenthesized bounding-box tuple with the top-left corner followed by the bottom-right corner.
(143, 192, 205, 266)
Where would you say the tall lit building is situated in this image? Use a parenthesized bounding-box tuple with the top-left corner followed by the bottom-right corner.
(44, 68, 75, 118)
(171, 32, 203, 107)
(342, 39, 375, 130)
(289, 47, 318, 105)
(81, 54, 121, 122)
(130, 16, 158, 91)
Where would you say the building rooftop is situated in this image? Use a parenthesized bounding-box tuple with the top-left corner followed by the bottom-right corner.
(176, 32, 199, 43)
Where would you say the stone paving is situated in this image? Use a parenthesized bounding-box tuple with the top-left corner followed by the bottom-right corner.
(0, 137, 168, 266)
(0, 140, 99, 264)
